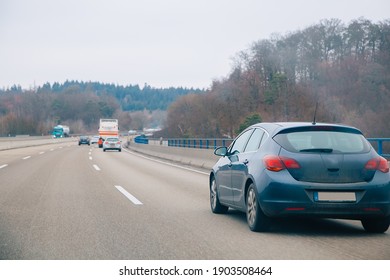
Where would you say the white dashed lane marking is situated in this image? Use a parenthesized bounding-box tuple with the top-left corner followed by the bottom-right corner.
(115, 185, 143, 205)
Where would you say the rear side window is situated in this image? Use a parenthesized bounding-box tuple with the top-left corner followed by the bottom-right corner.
(244, 129, 265, 152)
(229, 129, 253, 154)
(274, 129, 370, 153)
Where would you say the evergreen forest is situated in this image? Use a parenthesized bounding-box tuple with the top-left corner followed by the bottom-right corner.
(0, 81, 204, 136)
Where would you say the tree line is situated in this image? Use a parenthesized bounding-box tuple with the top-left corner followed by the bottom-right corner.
(2, 18, 389, 139)
(0, 82, 204, 136)
(162, 18, 390, 139)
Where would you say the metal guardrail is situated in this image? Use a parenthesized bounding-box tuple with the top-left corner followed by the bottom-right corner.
(134, 136, 233, 148)
(367, 138, 390, 158)
(167, 138, 233, 149)
(139, 137, 390, 158)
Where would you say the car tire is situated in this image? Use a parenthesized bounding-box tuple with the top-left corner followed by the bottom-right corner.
(210, 177, 228, 214)
(103, 149, 106, 152)
(246, 183, 271, 232)
(361, 217, 390, 233)
(118, 149, 121, 152)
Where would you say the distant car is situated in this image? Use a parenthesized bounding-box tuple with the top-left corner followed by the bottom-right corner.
(90, 135, 100, 144)
(103, 137, 121, 152)
(78, 136, 90, 145)
(210, 122, 390, 233)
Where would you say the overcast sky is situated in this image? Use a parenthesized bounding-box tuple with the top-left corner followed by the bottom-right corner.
(1, 0, 389, 90)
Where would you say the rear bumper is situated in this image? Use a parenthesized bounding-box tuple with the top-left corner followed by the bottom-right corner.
(262, 201, 390, 219)
(258, 178, 390, 219)
(103, 145, 121, 150)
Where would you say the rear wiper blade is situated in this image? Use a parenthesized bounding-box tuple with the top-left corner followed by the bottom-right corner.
(299, 148, 333, 153)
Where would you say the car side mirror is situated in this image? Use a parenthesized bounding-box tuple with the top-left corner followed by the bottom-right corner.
(214, 146, 228, 157)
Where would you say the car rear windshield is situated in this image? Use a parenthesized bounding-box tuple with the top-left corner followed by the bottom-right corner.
(273, 126, 371, 153)
(106, 138, 119, 141)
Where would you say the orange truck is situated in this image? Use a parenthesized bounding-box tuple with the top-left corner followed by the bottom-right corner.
(98, 119, 119, 139)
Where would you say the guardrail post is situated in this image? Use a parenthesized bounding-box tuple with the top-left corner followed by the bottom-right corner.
(378, 139, 383, 155)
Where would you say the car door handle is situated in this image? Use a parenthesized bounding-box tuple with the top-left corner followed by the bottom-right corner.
(243, 159, 249, 165)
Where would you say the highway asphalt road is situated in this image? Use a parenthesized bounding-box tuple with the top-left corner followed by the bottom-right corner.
(0, 141, 389, 260)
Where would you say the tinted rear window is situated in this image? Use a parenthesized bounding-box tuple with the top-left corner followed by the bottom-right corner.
(274, 128, 370, 153)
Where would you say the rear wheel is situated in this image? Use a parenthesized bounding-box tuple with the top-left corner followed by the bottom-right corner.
(246, 184, 271, 232)
(210, 177, 228, 214)
(361, 217, 390, 233)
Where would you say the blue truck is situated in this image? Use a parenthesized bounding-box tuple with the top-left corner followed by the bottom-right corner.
(52, 125, 70, 138)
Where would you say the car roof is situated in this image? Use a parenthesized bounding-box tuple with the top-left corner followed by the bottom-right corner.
(248, 122, 363, 137)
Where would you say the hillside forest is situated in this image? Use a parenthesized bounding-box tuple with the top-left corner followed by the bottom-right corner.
(1, 18, 390, 139)
(0, 82, 204, 136)
(162, 18, 390, 138)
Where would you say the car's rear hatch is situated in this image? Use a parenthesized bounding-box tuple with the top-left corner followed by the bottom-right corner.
(280, 151, 375, 183)
(273, 125, 375, 183)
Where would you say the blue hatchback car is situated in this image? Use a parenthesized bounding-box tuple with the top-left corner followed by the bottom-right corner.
(210, 122, 390, 233)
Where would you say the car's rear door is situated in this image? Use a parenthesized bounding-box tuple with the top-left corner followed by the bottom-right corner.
(231, 129, 265, 206)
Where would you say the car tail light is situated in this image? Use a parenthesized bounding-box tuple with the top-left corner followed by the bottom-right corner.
(365, 157, 389, 173)
(263, 155, 300, 172)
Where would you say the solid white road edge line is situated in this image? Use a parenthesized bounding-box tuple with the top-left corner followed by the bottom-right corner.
(115, 185, 143, 205)
(123, 147, 209, 176)
(93, 164, 101, 171)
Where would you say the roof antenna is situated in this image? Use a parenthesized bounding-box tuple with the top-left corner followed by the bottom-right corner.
(312, 102, 318, 125)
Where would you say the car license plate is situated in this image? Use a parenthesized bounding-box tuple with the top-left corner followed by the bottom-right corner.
(314, 192, 356, 202)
